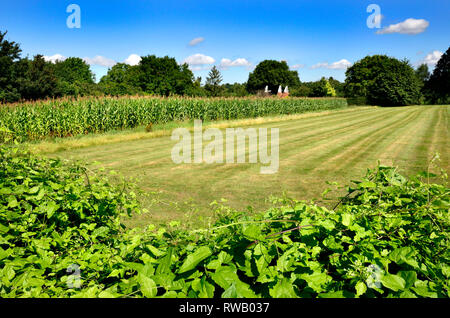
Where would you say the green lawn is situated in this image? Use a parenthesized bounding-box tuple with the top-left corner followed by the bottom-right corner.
(51, 105, 449, 227)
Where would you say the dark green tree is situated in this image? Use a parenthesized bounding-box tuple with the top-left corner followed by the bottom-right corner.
(222, 83, 249, 97)
(415, 64, 430, 85)
(292, 78, 336, 97)
(290, 84, 312, 97)
(425, 47, 450, 104)
(185, 76, 207, 97)
(415, 64, 430, 104)
(17, 55, 58, 100)
(52, 57, 97, 96)
(53, 57, 94, 84)
(0, 31, 22, 102)
(99, 63, 142, 96)
(137, 55, 194, 96)
(344, 55, 421, 106)
(246, 60, 300, 94)
(205, 66, 223, 97)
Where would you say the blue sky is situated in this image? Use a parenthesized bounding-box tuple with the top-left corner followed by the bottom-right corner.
(1, 0, 449, 83)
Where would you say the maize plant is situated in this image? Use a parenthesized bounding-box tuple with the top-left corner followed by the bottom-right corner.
(0, 96, 348, 143)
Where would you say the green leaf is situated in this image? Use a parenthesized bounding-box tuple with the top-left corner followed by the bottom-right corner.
(398, 271, 417, 289)
(28, 186, 40, 194)
(412, 281, 438, 298)
(3, 265, 15, 283)
(92, 226, 110, 238)
(7, 196, 18, 208)
(319, 219, 335, 231)
(341, 213, 354, 227)
(147, 245, 164, 257)
(355, 281, 367, 297)
(0, 223, 9, 234)
(399, 290, 417, 298)
(269, 278, 297, 298)
(298, 272, 332, 293)
(222, 283, 238, 298)
(159, 291, 178, 298)
(318, 291, 349, 298)
(138, 274, 157, 298)
(35, 188, 46, 201)
(211, 267, 236, 289)
(178, 246, 212, 274)
(156, 247, 173, 275)
(191, 277, 215, 298)
(380, 274, 406, 292)
(242, 224, 263, 240)
(108, 269, 123, 278)
(98, 290, 116, 298)
(359, 181, 377, 188)
(389, 247, 419, 268)
(440, 264, 450, 278)
(211, 266, 256, 298)
(0, 247, 12, 260)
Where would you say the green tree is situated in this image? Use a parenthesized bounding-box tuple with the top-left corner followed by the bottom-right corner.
(99, 63, 142, 96)
(246, 60, 300, 94)
(304, 78, 335, 97)
(17, 55, 58, 100)
(184, 76, 207, 97)
(290, 84, 312, 97)
(415, 64, 430, 85)
(344, 55, 421, 106)
(222, 83, 249, 97)
(415, 64, 430, 104)
(324, 79, 336, 97)
(0, 30, 22, 102)
(52, 57, 96, 97)
(425, 47, 450, 104)
(137, 55, 194, 96)
(53, 57, 95, 84)
(328, 77, 345, 97)
(205, 66, 223, 97)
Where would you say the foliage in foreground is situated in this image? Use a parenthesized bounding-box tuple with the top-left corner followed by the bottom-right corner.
(0, 147, 449, 298)
(0, 96, 347, 143)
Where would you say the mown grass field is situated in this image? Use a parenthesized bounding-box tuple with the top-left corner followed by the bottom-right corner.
(50, 105, 449, 227)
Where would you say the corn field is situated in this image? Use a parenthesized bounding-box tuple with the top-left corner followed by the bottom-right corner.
(0, 96, 348, 142)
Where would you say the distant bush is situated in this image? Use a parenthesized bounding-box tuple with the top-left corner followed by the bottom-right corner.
(345, 55, 421, 106)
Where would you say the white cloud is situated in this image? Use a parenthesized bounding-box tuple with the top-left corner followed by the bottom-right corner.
(124, 54, 141, 66)
(83, 55, 116, 67)
(328, 59, 353, 69)
(43, 54, 66, 63)
(183, 53, 215, 66)
(189, 65, 211, 71)
(377, 18, 429, 35)
(219, 58, 251, 69)
(311, 62, 328, 69)
(290, 64, 305, 70)
(311, 59, 352, 70)
(189, 37, 205, 46)
(418, 50, 443, 66)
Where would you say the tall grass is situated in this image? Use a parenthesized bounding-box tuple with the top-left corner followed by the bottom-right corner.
(0, 96, 348, 142)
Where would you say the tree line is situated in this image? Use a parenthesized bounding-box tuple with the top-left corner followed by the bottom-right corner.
(0, 30, 448, 105)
